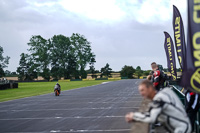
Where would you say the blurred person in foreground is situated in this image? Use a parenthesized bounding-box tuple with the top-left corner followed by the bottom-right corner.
(125, 80, 191, 133)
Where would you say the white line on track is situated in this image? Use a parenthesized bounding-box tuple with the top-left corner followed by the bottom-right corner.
(101, 82, 110, 84)
(6, 97, 142, 102)
(0, 106, 139, 112)
(0, 101, 141, 107)
(8, 129, 131, 133)
(0, 115, 125, 121)
(50, 129, 131, 132)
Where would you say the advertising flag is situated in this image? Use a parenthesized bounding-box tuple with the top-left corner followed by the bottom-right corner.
(164, 32, 177, 81)
(173, 5, 186, 71)
(181, 0, 200, 93)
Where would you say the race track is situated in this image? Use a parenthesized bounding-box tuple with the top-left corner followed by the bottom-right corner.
(0, 79, 143, 133)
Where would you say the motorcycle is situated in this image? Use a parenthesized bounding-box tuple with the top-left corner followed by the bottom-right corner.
(54, 88, 60, 96)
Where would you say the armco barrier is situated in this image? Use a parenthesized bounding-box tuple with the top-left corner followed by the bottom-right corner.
(58, 79, 71, 82)
(95, 78, 108, 80)
(70, 79, 82, 81)
(82, 79, 95, 81)
(0, 83, 10, 90)
(0, 83, 18, 90)
(121, 77, 128, 79)
(51, 79, 58, 82)
(17, 80, 48, 82)
(171, 85, 185, 105)
(108, 77, 121, 80)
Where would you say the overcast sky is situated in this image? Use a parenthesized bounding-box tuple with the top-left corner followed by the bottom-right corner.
(0, 0, 187, 72)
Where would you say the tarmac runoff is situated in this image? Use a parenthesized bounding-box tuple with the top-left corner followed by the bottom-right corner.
(0, 79, 143, 133)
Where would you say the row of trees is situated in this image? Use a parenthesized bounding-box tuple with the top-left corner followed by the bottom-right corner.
(0, 42, 143, 80)
(120, 65, 151, 79)
(120, 65, 182, 79)
(0, 32, 180, 80)
(17, 33, 96, 81)
(0, 43, 162, 80)
(0, 46, 10, 77)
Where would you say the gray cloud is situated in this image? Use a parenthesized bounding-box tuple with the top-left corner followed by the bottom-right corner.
(0, 0, 186, 72)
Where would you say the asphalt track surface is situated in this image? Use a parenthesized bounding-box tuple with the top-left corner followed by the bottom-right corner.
(0, 79, 143, 133)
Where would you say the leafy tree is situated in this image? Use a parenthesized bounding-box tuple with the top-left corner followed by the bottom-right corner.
(50, 35, 74, 79)
(89, 57, 96, 78)
(0, 46, 10, 77)
(4, 70, 17, 77)
(50, 65, 61, 80)
(11, 72, 18, 76)
(28, 35, 51, 81)
(0, 68, 4, 77)
(120, 65, 135, 79)
(135, 66, 143, 79)
(17, 53, 38, 81)
(143, 70, 151, 76)
(19, 33, 96, 80)
(100, 63, 112, 78)
(70, 33, 95, 79)
(4, 70, 11, 76)
(11, 72, 17, 75)
(95, 70, 100, 73)
(67, 54, 79, 79)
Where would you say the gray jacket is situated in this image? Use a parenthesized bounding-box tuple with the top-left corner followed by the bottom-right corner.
(133, 88, 191, 133)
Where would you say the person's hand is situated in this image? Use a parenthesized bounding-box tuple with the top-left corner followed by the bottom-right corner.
(125, 112, 134, 123)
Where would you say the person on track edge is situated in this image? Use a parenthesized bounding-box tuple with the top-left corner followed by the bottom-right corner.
(151, 62, 165, 91)
(125, 80, 191, 133)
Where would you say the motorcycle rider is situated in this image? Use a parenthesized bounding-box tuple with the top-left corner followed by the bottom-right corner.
(54, 83, 61, 94)
(125, 80, 191, 133)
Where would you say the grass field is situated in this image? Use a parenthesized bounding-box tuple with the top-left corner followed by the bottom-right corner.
(0, 80, 117, 102)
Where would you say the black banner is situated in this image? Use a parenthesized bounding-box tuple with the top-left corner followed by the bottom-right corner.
(164, 32, 177, 81)
(173, 5, 186, 71)
(181, 0, 200, 93)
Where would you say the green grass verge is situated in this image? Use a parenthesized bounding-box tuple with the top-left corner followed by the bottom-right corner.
(0, 80, 118, 102)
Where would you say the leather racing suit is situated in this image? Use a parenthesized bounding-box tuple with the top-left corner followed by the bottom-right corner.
(133, 88, 191, 133)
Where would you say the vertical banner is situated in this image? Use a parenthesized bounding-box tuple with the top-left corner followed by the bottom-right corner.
(181, 0, 200, 93)
(172, 5, 186, 71)
(164, 32, 177, 81)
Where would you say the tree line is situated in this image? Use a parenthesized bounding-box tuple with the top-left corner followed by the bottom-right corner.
(16, 33, 96, 81)
(0, 33, 181, 81)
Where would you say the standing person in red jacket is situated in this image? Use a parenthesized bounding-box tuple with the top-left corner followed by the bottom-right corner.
(151, 62, 165, 91)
